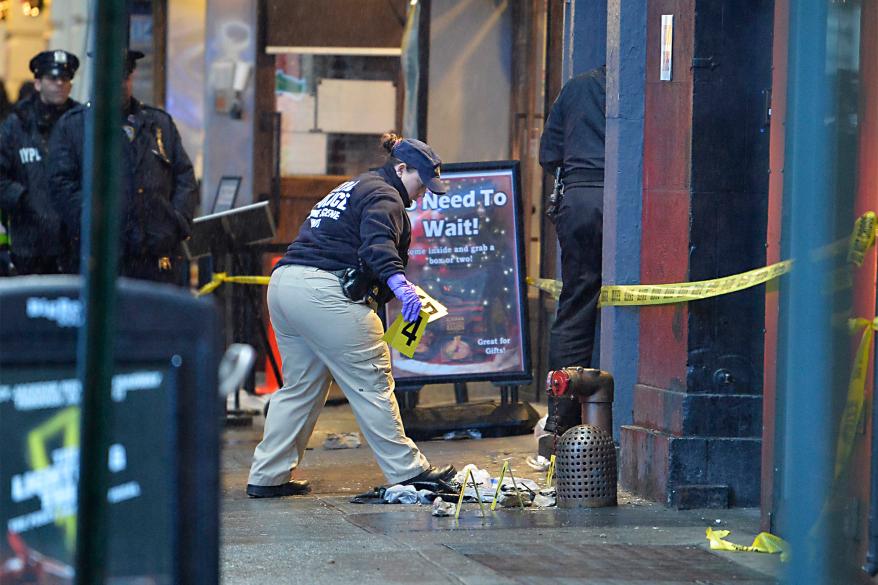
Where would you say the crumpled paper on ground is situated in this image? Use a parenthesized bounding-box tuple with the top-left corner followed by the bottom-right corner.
(526, 455, 551, 472)
(533, 487, 556, 508)
(323, 432, 361, 450)
(432, 497, 456, 516)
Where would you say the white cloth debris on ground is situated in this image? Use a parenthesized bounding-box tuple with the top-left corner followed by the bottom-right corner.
(533, 414, 549, 441)
(383, 484, 419, 504)
(417, 489, 437, 504)
(453, 464, 492, 488)
(432, 497, 456, 516)
(323, 432, 361, 450)
(526, 454, 551, 471)
(379, 485, 437, 504)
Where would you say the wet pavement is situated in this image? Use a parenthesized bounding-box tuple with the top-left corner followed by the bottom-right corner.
(220, 388, 782, 584)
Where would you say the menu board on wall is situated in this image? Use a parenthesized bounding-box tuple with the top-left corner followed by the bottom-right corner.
(388, 161, 532, 386)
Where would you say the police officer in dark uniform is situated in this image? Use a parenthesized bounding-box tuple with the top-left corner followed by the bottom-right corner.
(538, 65, 607, 450)
(49, 50, 197, 284)
(0, 50, 80, 275)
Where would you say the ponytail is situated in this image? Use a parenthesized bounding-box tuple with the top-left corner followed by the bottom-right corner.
(380, 131, 404, 155)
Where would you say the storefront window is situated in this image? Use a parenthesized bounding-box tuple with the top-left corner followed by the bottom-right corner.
(275, 53, 401, 177)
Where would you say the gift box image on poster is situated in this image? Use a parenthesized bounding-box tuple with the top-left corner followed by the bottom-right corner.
(387, 165, 528, 381)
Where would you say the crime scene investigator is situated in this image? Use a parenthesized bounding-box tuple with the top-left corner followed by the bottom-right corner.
(537, 65, 607, 453)
(49, 49, 197, 283)
(0, 50, 80, 275)
(246, 133, 456, 497)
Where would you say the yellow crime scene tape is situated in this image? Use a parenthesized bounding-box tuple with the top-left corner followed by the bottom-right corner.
(527, 210, 878, 306)
(706, 528, 789, 562)
(195, 272, 270, 297)
(529, 262, 795, 306)
(598, 261, 793, 307)
(836, 316, 877, 481)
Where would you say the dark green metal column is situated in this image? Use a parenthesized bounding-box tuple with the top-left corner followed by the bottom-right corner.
(780, 0, 855, 582)
(74, 0, 127, 583)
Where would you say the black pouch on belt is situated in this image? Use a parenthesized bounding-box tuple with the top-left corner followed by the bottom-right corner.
(335, 260, 396, 304)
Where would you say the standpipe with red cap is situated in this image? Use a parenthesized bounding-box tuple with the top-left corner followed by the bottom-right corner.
(546, 367, 615, 435)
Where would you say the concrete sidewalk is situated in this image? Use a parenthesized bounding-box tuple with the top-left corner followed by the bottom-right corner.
(220, 394, 782, 584)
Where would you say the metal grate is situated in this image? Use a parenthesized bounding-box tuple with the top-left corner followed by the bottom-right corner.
(556, 424, 617, 508)
(452, 543, 776, 583)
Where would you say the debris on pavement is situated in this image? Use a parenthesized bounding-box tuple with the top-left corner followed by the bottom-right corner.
(495, 491, 532, 508)
(533, 414, 549, 441)
(453, 464, 492, 488)
(526, 454, 551, 471)
(323, 432, 361, 450)
(706, 527, 790, 561)
(442, 429, 482, 440)
(383, 484, 419, 504)
(533, 487, 556, 508)
(432, 497, 456, 516)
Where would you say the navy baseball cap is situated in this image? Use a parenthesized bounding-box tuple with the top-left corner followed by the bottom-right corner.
(29, 50, 80, 80)
(392, 138, 449, 194)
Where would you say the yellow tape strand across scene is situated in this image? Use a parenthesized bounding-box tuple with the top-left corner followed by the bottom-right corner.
(836, 317, 877, 480)
(528, 211, 876, 306)
(706, 528, 789, 562)
(196, 272, 271, 297)
(598, 260, 794, 307)
(529, 263, 793, 306)
(847, 211, 877, 267)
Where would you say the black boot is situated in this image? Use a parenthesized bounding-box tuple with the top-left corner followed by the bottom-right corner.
(246, 479, 311, 498)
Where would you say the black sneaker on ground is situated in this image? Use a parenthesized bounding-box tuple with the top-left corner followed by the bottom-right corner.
(246, 480, 311, 498)
(400, 465, 456, 485)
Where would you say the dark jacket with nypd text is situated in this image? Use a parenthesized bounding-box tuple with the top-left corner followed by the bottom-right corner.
(277, 163, 412, 287)
(48, 97, 197, 269)
(0, 93, 78, 259)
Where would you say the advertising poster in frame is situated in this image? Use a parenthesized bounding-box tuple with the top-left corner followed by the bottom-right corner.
(387, 161, 532, 386)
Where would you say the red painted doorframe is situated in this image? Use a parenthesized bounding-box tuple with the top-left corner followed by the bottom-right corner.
(761, 0, 788, 532)
(851, 0, 878, 564)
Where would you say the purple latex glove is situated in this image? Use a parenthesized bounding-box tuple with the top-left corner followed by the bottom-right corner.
(387, 273, 422, 323)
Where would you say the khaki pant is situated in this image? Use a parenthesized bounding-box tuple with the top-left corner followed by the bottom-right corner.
(248, 264, 429, 486)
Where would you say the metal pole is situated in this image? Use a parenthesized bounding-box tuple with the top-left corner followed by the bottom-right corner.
(74, 0, 126, 582)
(779, 1, 846, 583)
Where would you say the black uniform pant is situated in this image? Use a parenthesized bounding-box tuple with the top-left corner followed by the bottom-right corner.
(545, 183, 603, 434)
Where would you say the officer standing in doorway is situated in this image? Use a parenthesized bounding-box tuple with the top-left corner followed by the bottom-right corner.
(50, 50, 197, 284)
(0, 50, 80, 275)
(538, 65, 607, 453)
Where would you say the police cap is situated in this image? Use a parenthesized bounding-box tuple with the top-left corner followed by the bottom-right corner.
(29, 50, 80, 80)
(392, 138, 449, 194)
(125, 50, 145, 76)
(85, 49, 146, 77)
